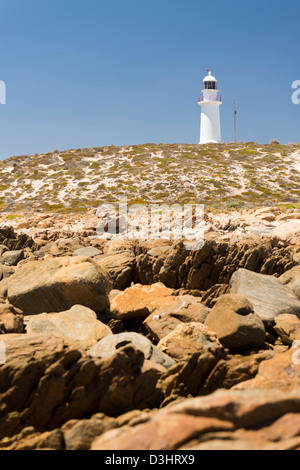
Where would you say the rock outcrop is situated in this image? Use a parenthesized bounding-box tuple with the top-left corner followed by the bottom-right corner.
(91, 389, 300, 450)
(0, 256, 111, 316)
(0, 203, 300, 450)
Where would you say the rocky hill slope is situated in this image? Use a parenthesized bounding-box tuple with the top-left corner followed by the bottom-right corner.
(1, 142, 300, 212)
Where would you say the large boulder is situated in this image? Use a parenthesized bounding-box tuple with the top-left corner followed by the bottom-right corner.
(110, 282, 175, 321)
(0, 256, 112, 316)
(230, 268, 300, 327)
(26, 305, 112, 351)
(89, 332, 175, 369)
(204, 294, 266, 352)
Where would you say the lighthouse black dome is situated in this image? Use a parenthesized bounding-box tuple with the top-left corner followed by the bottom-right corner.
(203, 70, 217, 90)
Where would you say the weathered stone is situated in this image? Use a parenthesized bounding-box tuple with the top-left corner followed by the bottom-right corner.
(0, 346, 153, 438)
(181, 413, 300, 450)
(156, 349, 227, 404)
(26, 305, 112, 350)
(62, 417, 115, 450)
(234, 349, 300, 392)
(0, 226, 35, 251)
(0, 265, 15, 281)
(147, 246, 171, 258)
(133, 238, 296, 291)
(135, 241, 188, 288)
(103, 239, 133, 253)
(95, 251, 135, 290)
(143, 296, 210, 341)
(201, 284, 230, 308)
(204, 294, 266, 352)
(274, 314, 300, 345)
(110, 282, 175, 321)
(280, 266, 300, 300)
(2, 250, 24, 266)
(91, 388, 300, 450)
(268, 220, 300, 247)
(0, 303, 24, 334)
(202, 350, 276, 394)
(73, 247, 102, 258)
(0, 256, 111, 315)
(108, 289, 122, 302)
(0, 427, 64, 450)
(0, 332, 64, 363)
(92, 414, 233, 451)
(230, 268, 300, 327)
(0, 245, 9, 255)
(89, 332, 175, 369)
(157, 322, 224, 361)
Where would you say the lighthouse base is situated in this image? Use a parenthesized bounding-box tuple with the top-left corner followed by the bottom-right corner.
(198, 139, 219, 144)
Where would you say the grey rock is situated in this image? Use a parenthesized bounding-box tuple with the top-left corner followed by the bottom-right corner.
(230, 268, 300, 328)
(89, 332, 175, 369)
(3, 250, 24, 266)
(279, 266, 300, 300)
(73, 247, 102, 258)
(246, 226, 274, 236)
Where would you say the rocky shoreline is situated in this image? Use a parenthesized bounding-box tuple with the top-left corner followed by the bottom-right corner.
(0, 206, 300, 450)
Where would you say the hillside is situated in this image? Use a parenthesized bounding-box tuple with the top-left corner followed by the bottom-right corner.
(0, 142, 300, 213)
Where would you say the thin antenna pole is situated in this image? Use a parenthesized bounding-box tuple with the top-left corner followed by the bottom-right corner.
(234, 99, 237, 142)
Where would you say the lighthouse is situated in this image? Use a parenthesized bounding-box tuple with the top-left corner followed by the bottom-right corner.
(198, 70, 222, 144)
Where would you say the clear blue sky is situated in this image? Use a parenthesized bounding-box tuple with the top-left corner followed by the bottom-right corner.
(0, 0, 299, 159)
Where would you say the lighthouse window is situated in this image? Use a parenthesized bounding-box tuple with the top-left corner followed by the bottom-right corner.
(205, 82, 216, 90)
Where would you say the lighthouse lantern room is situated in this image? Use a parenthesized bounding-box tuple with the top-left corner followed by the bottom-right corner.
(198, 70, 222, 144)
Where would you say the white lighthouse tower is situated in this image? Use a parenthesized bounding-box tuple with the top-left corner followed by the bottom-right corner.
(198, 70, 222, 144)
